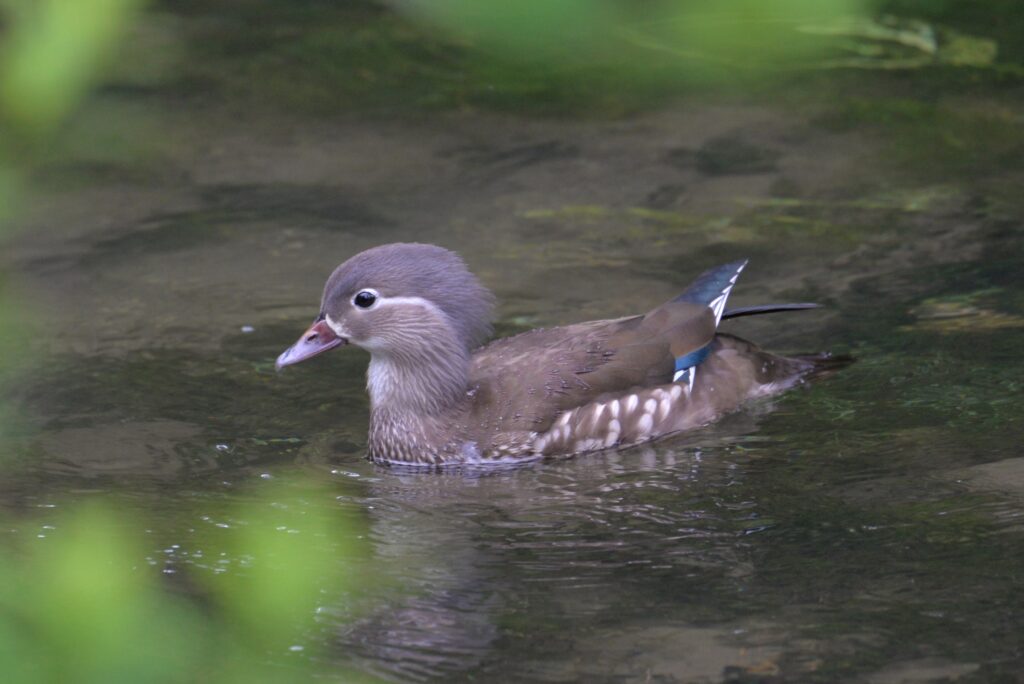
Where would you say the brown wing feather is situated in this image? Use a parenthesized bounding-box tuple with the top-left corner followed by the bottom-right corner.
(468, 298, 717, 434)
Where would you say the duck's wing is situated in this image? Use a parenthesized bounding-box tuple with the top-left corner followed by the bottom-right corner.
(469, 261, 749, 434)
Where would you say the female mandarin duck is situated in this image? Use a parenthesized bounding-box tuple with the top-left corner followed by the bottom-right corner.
(277, 243, 838, 466)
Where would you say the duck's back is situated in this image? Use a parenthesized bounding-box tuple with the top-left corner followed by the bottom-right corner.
(465, 294, 717, 431)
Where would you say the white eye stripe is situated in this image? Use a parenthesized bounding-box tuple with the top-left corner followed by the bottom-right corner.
(364, 295, 448, 318)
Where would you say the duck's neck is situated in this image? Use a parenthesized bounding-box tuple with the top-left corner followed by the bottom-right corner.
(365, 347, 472, 464)
(365, 345, 470, 418)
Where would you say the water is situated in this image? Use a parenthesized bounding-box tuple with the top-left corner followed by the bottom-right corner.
(4, 4, 1024, 682)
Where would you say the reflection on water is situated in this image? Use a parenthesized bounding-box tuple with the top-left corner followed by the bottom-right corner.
(326, 442, 764, 680)
(4, 5, 1024, 681)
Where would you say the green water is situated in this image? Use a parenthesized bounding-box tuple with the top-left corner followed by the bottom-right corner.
(3, 2, 1024, 682)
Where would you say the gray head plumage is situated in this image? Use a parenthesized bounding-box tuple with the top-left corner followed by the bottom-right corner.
(321, 243, 495, 351)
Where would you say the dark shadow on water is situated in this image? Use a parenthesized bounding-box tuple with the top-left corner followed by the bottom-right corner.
(60, 184, 394, 269)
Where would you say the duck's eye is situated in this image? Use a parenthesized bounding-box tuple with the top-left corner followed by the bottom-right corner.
(353, 290, 377, 309)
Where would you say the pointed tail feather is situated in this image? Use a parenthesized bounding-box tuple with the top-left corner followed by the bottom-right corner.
(669, 260, 747, 387)
(722, 303, 821, 320)
(674, 260, 748, 326)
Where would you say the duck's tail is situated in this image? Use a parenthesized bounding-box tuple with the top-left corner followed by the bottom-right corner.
(720, 302, 854, 376)
(722, 302, 821, 320)
(794, 350, 856, 378)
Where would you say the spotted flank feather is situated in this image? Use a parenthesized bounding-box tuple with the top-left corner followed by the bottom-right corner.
(670, 260, 747, 385)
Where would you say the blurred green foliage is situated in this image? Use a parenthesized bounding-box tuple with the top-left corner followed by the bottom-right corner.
(876, 0, 1024, 62)
(0, 0, 143, 231)
(173, 0, 871, 117)
(389, 0, 870, 109)
(0, 3, 370, 682)
(0, 0, 146, 446)
(0, 479, 370, 684)
(394, 0, 865, 69)
(0, 0, 143, 136)
(165, 0, 1022, 122)
(0, 0, 151, 441)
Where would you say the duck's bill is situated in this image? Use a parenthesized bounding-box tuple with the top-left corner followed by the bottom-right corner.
(276, 320, 347, 370)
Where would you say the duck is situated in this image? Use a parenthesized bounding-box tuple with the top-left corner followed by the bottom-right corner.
(276, 243, 840, 466)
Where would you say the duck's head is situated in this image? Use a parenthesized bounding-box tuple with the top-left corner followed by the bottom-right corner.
(276, 243, 494, 370)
